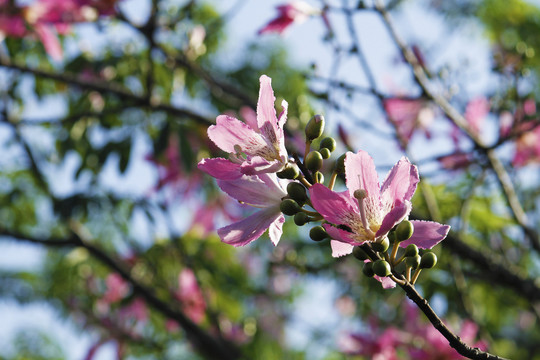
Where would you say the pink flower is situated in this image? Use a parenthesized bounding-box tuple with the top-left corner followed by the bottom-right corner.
(102, 273, 129, 304)
(513, 126, 540, 166)
(175, 268, 206, 324)
(464, 97, 490, 137)
(309, 151, 449, 259)
(259, 1, 320, 35)
(206, 75, 289, 176)
(340, 327, 402, 360)
(383, 98, 433, 148)
(198, 160, 288, 246)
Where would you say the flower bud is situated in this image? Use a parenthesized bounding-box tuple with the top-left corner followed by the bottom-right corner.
(353, 246, 369, 261)
(395, 220, 414, 242)
(305, 151, 323, 172)
(287, 182, 307, 204)
(388, 230, 397, 243)
(420, 252, 437, 269)
(335, 154, 346, 174)
(314, 171, 324, 183)
(371, 237, 390, 253)
(319, 147, 331, 159)
(406, 254, 421, 270)
(362, 262, 375, 277)
(404, 244, 419, 257)
(319, 137, 337, 152)
(309, 226, 328, 242)
(280, 199, 301, 216)
(276, 164, 299, 179)
(373, 259, 391, 277)
(305, 114, 325, 141)
(294, 212, 309, 226)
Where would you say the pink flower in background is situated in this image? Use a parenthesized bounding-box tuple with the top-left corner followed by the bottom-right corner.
(383, 98, 433, 148)
(512, 126, 540, 166)
(102, 273, 129, 304)
(309, 151, 449, 261)
(437, 152, 473, 171)
(147, 134, 202, 197)
(175, 268, 206, 324)
(464, 97, 490, 137)
(207, 75, 289, 176)
(259, 1, 320, 35)
(199, 159, 289, 246)
(340, 327, 401, 360)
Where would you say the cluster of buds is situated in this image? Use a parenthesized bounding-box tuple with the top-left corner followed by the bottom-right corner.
(199, 75, 450, 289)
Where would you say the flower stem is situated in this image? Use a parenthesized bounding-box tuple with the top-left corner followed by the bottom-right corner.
(411, 268, 422, 284)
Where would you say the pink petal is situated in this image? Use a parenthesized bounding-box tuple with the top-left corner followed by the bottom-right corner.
(217, 207, 282, 246)
(375, 200, 411, 238)
(374, 276, 396, 289)
(207, 115, 267, 154)
(268, 213, 285, 245)
(330, 240, 354, 257)
(240, 156, 283, 175)
(256, 75, 280, 140)
(324, 224, 364, 246)
(278, 99, 288, 129)
(380, 157, 419, 210)
(399, 220, 450, 249)
(258, 17, 295, 35)
(217, 173, 286, 207)
(239, 106, 258, 132)
(310, 184, 359, 226)
(197, 158, 242, 180)
(35, 23, 63, 61)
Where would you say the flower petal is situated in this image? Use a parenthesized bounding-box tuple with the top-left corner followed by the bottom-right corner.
(330, 240, 354, 257)
(217, 207, 281, 247)
(310, 184, 359, 226)
(344, 151, 382, 226)
(399, 220, 450, 249)
(35, 23, 63, 61)
(257, 75, 279, 135)
(374, 276, 396, 289)
(240, 156, 283, 175)
(323, 224, 365, 246)
(217, 173, 286, 207)
(268, 214, 285, 246)
(198, 158, 242, 180)
(380, 157, 419, 211)
(375, 200, 411, 238)
(208, 115, 267, 154)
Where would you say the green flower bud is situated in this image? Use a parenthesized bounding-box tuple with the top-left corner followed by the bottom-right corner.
(406, 254, 421, 270)
(276, 164, 299, 179)
(280, 199, 301, 216)
(305, 151, 323, 172)
(335, 154, 346, 174)
(396, 220, 414, 242)
(305, 114, 325, 141)
(388, 230, 397, 243)
(314, 171, 324, 183)
(353, 246, 369, 261)
(372, 237, 390, 253)
(309, 226, 328, 242)
(404, 244, 419, 258)
(363, 262, 375, 277)
(287, 182, 307, 204)
(420, 252, 437, 269)
(319, 147, 331, 159)
(294, 212, 309, 226)
(373, 259, 392, 277)
(320, 137, 337, 152)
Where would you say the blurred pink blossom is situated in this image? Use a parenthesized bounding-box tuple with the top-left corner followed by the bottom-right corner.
(175, 268, 207, 324)
(464, 97, 490, 137)
(102, 273, 130, 304)
(383, 98, 433, 148)
(259, 1, 321, 35)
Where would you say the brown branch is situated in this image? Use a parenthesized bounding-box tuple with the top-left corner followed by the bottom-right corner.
(0, 57, 213, 126)
(397, 277, 509, 360)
